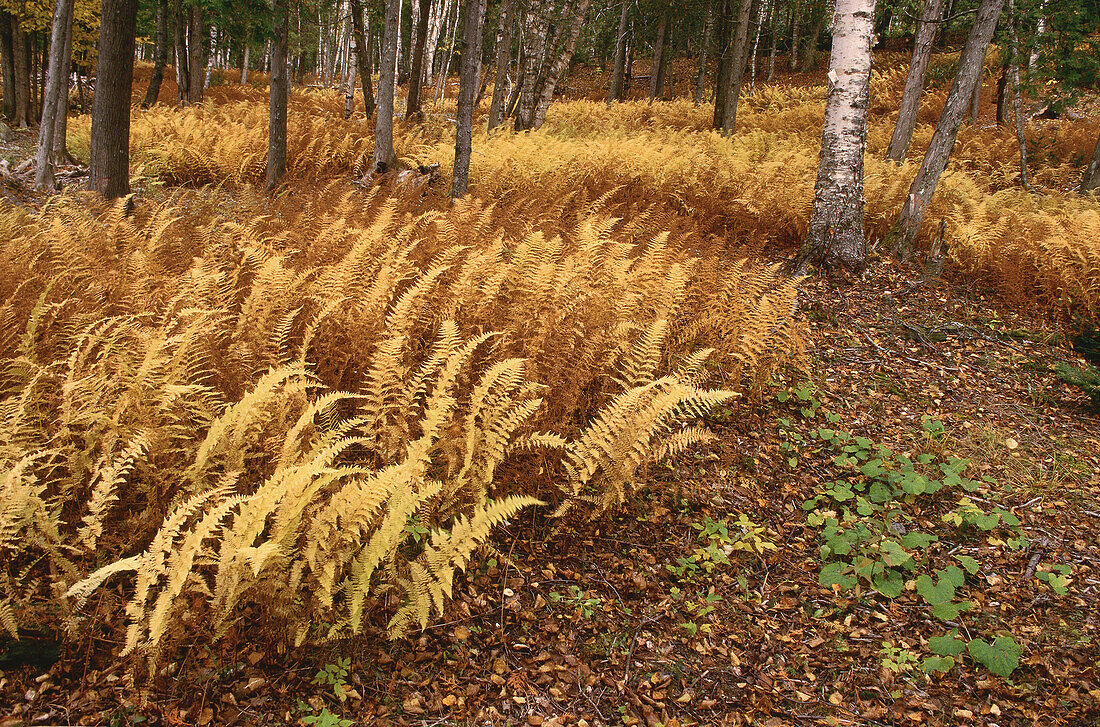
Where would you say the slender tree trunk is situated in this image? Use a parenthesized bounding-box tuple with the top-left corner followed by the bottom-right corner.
(1081, 133, 1100, 194)
(513, 0, 550, 130)
(765, 0, 777, 82)
(801, 0, 876, 276)
(349, 0, 375, 116)
(142, 0, 168, 106)
(406, 0, 433, 119)
(719, 0, 758, 134)
(424, 0, 450, 85)
(609, 0, 631, 103)
(374, 0, 401, 171)
(488, 0, 514, 126)
(453, 0, 486, 196)
(648, 9, 669, 101)
(788, 0, 801, 72)
(0, 13, 14, 121)
(187, 5, 203, 103)
(1026, 0, 1045, 72)
(435, 0, 461, 101)
(994, 57, 1008, 124)
(89, 0, 138, 199)
(694, 1, 714, 104)
(267, 0, 290, 190)
(712, 0, 732, 128)
(1005, 0, 1032, 192)
(34, 0, 74, 191)
(173, 0, 189, 103)
(241, 43, 250, 84)
(531, 0, 591, 128)
(51, 6, 73, 165)
(887, 0, 1005, 259)
(9, 15, 30, 127)
(885, 0, 944, 162)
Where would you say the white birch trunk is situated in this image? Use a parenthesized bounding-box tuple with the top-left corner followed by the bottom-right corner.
(802, 0, 876, 274)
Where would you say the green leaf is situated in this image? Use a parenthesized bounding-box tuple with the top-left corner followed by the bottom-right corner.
(872, 568, 905, 598)
(954, 555, 980, 574)
(879, 540, 912, 568)
(921, 656, 956, 674)
(899, 531, 937, 549)
(967, 636, 1023, 677)
(928, 634, 966, 656)
(868, 481, 893, 504)
(915, 572, 957, 606)
(819, 562, 857, 590)
(931, 600, 972, 620)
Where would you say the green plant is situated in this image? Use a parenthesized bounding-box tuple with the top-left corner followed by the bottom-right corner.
(314, 657, 351, 702)
(1054, 362, 1100, 407)
(879, 641, 920, 675)
(679, 590, 722, 637)
(300, 709, 353, 727)
(549, 586, 603, 619)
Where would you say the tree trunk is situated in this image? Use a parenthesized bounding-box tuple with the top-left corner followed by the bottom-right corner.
(406, 0, 433, 119)
(1081, 133, 1100, 194)
(800, 1, 825, 73)
(718, 0, 758, 134)
(885, 0, 944, 162)
(1026, 0, 1045, 72)
(488, 0, 514, 127)
(0, 12, 14, 121)
(1006, 0, 1032, 192)
(187, 5, 203, 104)
(609, 0, 631, 103)
(349, 0, 375, 117)
(453, 0, 486, 196)
(88, 0, 138, 199)
(530, 0, 591, 128)
(694, 1, 714, 104)
(765, 0, 777, 82)
(34, 0, 74, 191)
(513, 0, 550, 130)
(712, 0, 732, 129)
(887, 0, 1004, 259)
(51, 5, 74, 166)
(648, 9, 669, 101)
(142, 0, 168, 106)
(994, 58, 1008, 124)
(788, 0, 801, 71)
(801, 0, 876, 276)
(374, 0, 401, 171)
(9, 15, 30, 127)
(968, 60, 982, 123)
(425, 0, 451, 86)
(241, 42, 250, 84)
(267, 0, 289, 190)
(435, 0, 461, 102)
(173, 0, 189, 103)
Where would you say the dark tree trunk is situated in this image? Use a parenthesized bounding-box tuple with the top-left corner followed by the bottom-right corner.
(608, 0, 630, 103)
(0, 12, 15, 121)
(34, 0, 74, 191)
(765, 0, 777, 83)
(9, 15, 31, 126)
(187, 5, 203, 104)
(173, 0, 189, 102)
(712, 0, 732, 128)
(406, 0, 433, 119)
(968, 60, 983, 123)
(142, 0, 168, 107)
(995, 59, 1009, 125)
(349, 0, 375, 117)
(374, 0, 401, 170)
(266, 0, 289, 190)
(694, 0, 715, 103)
(1081, 133, 1100, 194)
(648, 9, 669, 101)
(717, 0, 758, 133)
(887, 0, 1004, 258)
(885, 0, 944, 162)
(89, 0, 138, 199)
(487, 0, 514, 127)
(453, 0, 486, 196)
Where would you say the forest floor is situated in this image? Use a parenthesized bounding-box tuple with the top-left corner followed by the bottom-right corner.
(2, 254, 1097, 726)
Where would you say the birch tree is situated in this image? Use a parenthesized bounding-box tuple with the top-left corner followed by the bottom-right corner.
(886, 0, 1005, 259)
(800, 0, 876, 275)
(1082, 133, 1100, 194)
(885, 0, 944, 162)
(267, 0, 290, 190)
(488, 0, 515, 128)
(453, 0, 486, 197)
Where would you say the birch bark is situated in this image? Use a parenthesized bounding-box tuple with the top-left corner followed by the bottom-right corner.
(801, 0, 876, 275)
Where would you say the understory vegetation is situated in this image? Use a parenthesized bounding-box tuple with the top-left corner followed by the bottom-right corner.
(2, 51, 1099, 725)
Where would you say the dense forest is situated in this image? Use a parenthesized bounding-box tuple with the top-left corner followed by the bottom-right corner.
(1, 0, 1099, 724)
